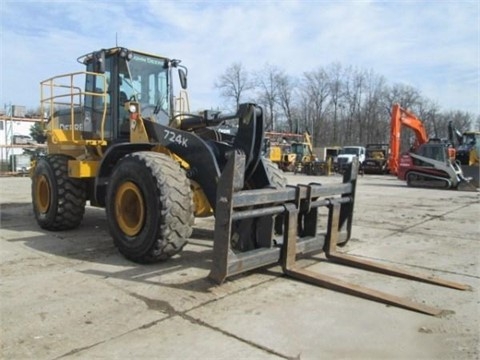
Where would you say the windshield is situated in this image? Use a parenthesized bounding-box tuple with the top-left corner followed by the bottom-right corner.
(292, 143, 308, 156)
(122, 52, 170, 125)
(462, 133, 478, 146)
(341, 147, 360, 155)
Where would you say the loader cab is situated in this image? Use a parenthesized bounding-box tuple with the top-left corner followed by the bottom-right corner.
(81, 47, 186, 141)
(458, 132, 480, 154)
(291, 142, 309, 161)
(413, 143, 448, 166)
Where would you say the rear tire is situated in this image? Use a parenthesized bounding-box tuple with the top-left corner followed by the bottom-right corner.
(264, 158, 288, 188)
(106, 152, 194, 263)
(263, 159, 288, 237)
(31, 154, 86, 230)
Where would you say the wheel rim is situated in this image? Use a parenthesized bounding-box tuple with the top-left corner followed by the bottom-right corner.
(35, 175, 50, 213)
(115, 181, 145, 236)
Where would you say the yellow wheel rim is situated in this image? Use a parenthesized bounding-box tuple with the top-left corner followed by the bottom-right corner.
(35, 175, 50, 213)
(115, 181, 145, 236)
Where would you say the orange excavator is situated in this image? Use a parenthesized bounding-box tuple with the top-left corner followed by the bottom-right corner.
(388, 104, 474, 190)
(388, 104, 429, 175)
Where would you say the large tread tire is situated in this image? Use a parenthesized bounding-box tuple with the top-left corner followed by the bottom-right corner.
(232, 158, 288, 251)
(261, 158, 289, 237)
(106, 151, 194, 263)
(263, 158, 288, 188)
(32, 154, 86, 230)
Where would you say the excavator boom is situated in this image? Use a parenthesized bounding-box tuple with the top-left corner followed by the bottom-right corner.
(388, 103, 429, 175)
(390, 104, 475, 191)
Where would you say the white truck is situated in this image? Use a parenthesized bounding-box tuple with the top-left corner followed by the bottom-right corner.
(336, 146, 366, 173)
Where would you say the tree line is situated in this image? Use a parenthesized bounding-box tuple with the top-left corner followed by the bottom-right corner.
(214, 62, 479, 149)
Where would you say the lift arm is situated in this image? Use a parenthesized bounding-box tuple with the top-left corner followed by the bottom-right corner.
(389, 104, 429, 175)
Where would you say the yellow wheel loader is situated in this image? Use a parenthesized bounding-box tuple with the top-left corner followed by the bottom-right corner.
(31, 47, 469, 315)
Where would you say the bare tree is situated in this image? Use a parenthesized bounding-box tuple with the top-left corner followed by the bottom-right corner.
(213, 60, 478, 148)
(475, 115, 480, 130)
(361, 69, 388, 144)
(214, 62, 254, 110)
(385, 83, 422, 113)
(438, 110, 473, 141)
(342, 67, 365, 144)
(326, 62, 344, 144)
(301, 68, 331, 146)
(276, 71, 297, 132)
(416, 99, 441, 139)
(296, 97, 311, 136)
(254, 64, 281, 131)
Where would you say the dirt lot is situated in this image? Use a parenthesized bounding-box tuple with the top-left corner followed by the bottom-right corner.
(1, 173, 479, 360)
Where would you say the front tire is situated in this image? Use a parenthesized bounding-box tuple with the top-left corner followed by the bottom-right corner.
(264, 158, 288, 188)
(106, 152, 194, 263)
(31, 154, 86, 230)
(230, 158, 288, 251)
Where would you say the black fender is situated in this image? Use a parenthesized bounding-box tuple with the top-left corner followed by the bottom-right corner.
(94, 102, 268, 210)
(142, 121, 223, 210)
(96, 126, 225, 211)
(95, 143, 155, 206)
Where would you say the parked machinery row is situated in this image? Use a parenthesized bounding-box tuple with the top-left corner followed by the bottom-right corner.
(388, 104, 475, 191)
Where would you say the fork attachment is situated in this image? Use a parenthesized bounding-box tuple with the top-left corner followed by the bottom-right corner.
(209, 151, 471, 316)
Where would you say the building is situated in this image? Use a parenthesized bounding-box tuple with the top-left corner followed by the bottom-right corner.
(0, 105, 43, 173)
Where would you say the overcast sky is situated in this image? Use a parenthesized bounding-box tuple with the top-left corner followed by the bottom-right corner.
(1, 0, 478, 116)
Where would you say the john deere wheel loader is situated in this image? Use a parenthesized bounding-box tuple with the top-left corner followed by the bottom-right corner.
(32, 47, 469, 316)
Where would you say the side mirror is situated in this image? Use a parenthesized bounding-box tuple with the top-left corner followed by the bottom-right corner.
(179, 68, 187, 90)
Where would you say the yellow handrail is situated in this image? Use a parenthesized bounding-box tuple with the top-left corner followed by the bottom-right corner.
(40, 71, 107, 145)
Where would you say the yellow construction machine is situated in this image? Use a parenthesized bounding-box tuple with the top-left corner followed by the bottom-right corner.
(31, 47, 469, 315)
(264, 132, 301, 172)
(448, 122, 479, 187)
(292, 132, 332, 175)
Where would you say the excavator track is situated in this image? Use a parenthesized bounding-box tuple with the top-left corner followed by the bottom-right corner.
(406, 170, 477, 191)
(406, 171, 452, 189)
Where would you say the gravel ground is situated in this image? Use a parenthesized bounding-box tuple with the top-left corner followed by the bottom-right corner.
(1, 173, 479, 360)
